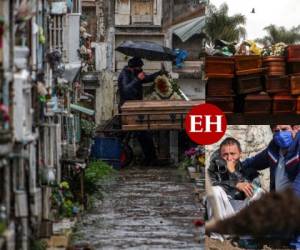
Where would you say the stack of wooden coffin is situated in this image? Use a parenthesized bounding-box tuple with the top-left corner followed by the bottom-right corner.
(287, 45, 300, 114)
(205, 44, 300, 115)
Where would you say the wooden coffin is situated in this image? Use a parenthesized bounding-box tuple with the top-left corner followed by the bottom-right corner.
(287, 45, 300, 62)
(234, 55, 263, 75)
(263, 56, 286, 76)
(297, 96, 300, 114)
(287, 62, 300, 74)
(244, 93, 272, 114)
(272, 94, 296, 114)
(265, 75, 290, 94)
(121, 100, 203, 130)
(206, 96, 234, 113)
(236, 75, 263, 95)
(206, 78, 233, 97)
(205, 56, 235, 78)
(290, 75, 300, 95)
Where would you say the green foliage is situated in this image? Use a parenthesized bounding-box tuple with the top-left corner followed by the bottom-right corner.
(204, 3, 246, 44)
(80, 118, 96, 136)
(84, 160, 117, 194)
(178, 157, 192, 172)
(51, 181, 80, 219)
(85, 195, 99, 210)
(62, 200, 75, 218)
(256, 24, 300, 46)
(30, 239, 47, 250)
(0, 222, 5, 235)
(55, 83, 72, 96)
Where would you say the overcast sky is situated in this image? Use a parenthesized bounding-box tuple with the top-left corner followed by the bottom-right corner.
(210, 0, 300, 40)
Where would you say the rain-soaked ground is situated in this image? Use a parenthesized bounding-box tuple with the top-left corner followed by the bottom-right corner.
(72, 167, 204, 250)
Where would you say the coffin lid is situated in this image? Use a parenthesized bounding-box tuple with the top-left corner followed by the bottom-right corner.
(121, 100, 203, 112)
(205, 56, 235, 63)
(234, 55, 261, 61)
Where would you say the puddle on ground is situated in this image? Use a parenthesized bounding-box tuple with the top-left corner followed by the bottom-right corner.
(72, 167, 204, 250)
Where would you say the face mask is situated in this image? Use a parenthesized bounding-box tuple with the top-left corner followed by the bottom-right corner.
(273, 131, 293, 149)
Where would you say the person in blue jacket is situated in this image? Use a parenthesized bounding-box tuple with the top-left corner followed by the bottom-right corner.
(242, 125, 300, 196)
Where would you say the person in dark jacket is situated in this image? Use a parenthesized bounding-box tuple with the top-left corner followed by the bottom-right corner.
(206, 137, 264, 244)
(118, 57, 164, 166)
(242, 125, 300, 196)
(208, 137, 259, 200)
(118, 57, 163, 108)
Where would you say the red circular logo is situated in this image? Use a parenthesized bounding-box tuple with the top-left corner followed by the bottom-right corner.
(185, 104, 227, 145)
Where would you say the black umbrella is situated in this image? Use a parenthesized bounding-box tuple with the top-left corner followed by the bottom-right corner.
(116, 40, 176, 61)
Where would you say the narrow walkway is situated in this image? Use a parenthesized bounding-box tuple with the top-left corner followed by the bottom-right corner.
(72, 167, 204, 249)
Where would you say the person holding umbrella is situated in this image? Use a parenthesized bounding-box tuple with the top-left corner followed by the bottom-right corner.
(116, 41, 176, 166)
(118, 57, 165, 166)
(116, 41, 176, 107)
(118, 57, 166, 106)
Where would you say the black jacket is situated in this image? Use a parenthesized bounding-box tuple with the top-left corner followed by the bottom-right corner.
(118, 67, 162, 107)
(208, 155, 259, 199)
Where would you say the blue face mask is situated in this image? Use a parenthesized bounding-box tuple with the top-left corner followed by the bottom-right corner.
(273, 131, 293, 149)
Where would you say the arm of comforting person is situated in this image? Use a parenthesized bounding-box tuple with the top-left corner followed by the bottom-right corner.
(242, 148, 270, 171)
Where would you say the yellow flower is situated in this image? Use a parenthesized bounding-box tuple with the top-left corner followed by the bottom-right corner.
(60, 181, 70, 189)
(198, 156, 205, 166)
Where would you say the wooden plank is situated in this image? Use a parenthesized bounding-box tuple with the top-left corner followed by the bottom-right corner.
(122, 123, 185, 131)
(47, 234, 70, 248)
(121, 100, 203, 112)
(236, 67, 266, 76)
(122, 113, 186, 124)
(121, 110, 188, 115)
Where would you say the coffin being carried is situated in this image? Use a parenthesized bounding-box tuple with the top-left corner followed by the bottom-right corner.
(120, 100, 203, 131)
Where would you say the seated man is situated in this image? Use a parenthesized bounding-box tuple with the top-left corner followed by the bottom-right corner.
(207, 137, 262, 220)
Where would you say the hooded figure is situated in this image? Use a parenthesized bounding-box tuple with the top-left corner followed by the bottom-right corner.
(118, 57, 163, 108)
(118, 57, 164, 166)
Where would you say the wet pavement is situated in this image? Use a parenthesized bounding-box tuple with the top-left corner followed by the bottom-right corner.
(72, 167, 204, 249)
